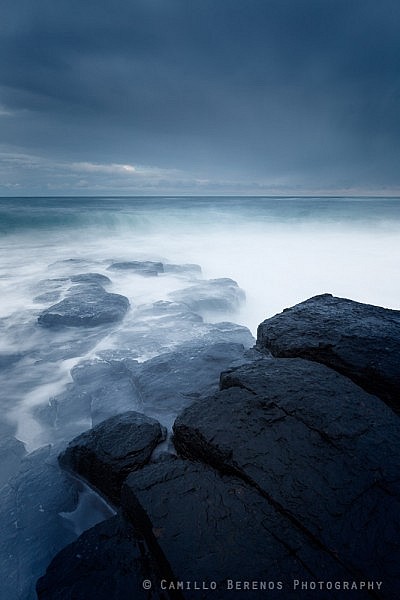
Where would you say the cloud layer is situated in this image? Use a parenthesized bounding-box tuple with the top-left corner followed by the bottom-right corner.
(1, 0, 399, 195)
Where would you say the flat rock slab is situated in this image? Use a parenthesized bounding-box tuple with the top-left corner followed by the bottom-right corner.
(169, 278, 245, 315)
(107, 261, 164, 276)
(173, 358, 400, 597)
(38, 283, 130, 327)
(59, 411, 166, 504)
(69, 272, 111, 286)
(256, 293, 400, 410)
(126, 341, 252, 420)
(36, 516, 157, 600)
(122, 457, 355, 600)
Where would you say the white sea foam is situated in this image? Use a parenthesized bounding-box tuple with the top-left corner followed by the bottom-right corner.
(1, 196, 400, 450)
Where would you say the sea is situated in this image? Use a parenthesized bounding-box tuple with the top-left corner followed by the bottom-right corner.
(1, 195, 400, 599)
(1, 195, 400, 448)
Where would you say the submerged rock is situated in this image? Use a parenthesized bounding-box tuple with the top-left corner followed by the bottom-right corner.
(163, 262, 202, 276)
(107, 261, 164, 276)
(0, 446, 79, 600)
(0, 436, 26, 488)
(257, 293, 400, 411)
(173, 357, 400, 597)
(34, 359, 141, 446)
(33, 291, 62, 304)
(36, 516, 155, 600)
(169, 278, 245, 315)
(69, 272, 111, 286)
(59, 412, 166, 504)
(126, 341, 253, 421)
(37, 283, 130, 327)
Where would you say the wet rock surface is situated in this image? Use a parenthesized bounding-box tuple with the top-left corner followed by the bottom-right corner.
(34, 321, 254, 445)
(34, 358, 143, 448)
(174, 357, 400, 598)
(125, 340, 253, 422)
(163, 262, 202, 276)
(34, 292, 400, 600)
(122, 456, 353, 600)
(169, 278, 245, 315)
(36, 516, 157, 600)
(59, 412, 166, 504)
(107, 260, 164, 276)
(69, 272, 111, 286)
(38, 283, 130, 327)
(100, 299, 253, 361)
(256, 293, 400, 411)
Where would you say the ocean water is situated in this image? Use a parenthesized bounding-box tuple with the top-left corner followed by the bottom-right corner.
(1, 195, 400, 447)
(1, 195, 400, 599)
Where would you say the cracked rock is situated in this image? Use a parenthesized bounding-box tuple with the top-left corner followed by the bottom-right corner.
(256, 293, 400, 411)
(173, 357, 400, 598)
(122, 457, 354, 600)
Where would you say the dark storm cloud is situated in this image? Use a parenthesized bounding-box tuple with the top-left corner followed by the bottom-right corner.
(0, 0, 399, 194)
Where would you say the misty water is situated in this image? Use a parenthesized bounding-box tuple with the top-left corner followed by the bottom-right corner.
(1, 196, 400, 598)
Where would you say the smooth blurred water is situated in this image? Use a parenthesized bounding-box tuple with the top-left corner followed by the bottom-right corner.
(1, 195, 400, 445)
(1, 196, 400, 333)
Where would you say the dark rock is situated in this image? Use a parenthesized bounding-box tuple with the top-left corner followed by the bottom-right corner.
(70, 272, 111, 286)
(127, 341, 253, 423)
(173, 357, 400, 598)
(59, 412, 166, 504)
(98, 298, 253, 362)
(107, 261, 164, 276)
(169, 278, 245, 315)
(122, 457, 356, 600)
(37, 283, 130, 327)
(36, 516, 157, 600)
(256, 293, 400, 411)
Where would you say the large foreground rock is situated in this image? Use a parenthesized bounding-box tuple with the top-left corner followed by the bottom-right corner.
(122, 457, 355, 600)
(36, 516, 157, 600)
(257, 293, 400, 410)
(173, 357, 400, 598)
(59, 412, 165, 504)
(38, 283, 130, 327)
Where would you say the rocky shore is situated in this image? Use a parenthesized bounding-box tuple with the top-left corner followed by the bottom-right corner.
(34, 290, 400, 600)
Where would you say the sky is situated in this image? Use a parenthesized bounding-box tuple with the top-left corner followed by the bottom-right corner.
(0, 0, 399, 196)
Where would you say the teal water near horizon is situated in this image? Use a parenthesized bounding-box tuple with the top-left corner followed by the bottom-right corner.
(1, 195, 400, 235)
(1, 195, 400, 334)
